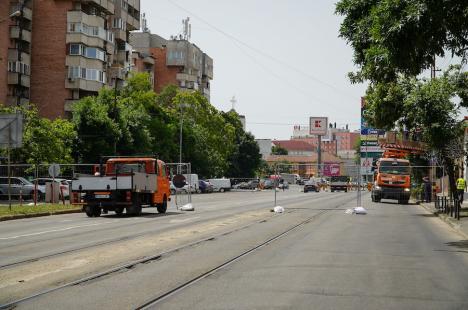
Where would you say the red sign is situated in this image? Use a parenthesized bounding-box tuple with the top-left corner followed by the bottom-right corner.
(323, 162, 340, 176)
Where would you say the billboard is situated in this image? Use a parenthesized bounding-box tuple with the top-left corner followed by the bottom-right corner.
(323, 162, 341, 177)
(309, 117, 328, 135)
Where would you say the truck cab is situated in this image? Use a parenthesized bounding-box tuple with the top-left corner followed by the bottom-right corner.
(371, 158, 411, 204)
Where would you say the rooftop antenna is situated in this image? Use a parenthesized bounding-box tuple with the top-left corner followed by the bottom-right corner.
(182, 17, 191, 41)
(141, 13, 149, 33)
(230, 96, 237, 110)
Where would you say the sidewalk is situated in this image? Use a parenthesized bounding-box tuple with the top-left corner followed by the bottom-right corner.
(419, 201, 468, 239)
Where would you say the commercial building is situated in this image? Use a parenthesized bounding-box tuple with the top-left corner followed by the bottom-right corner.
(130, 31, 213, 100)
(292, 124, 360, 159)
(0, 0, 140, 119)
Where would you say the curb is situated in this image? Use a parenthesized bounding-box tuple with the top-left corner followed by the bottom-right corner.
(0, 208, 82, 222)
(419, 203, 468, 239)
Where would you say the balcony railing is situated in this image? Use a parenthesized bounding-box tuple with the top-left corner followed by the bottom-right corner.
(10, 26, 31, 43)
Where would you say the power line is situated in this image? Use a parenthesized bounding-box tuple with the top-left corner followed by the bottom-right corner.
(165, 0, 356, 99)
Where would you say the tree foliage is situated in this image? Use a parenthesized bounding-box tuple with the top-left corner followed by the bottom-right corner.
(72, 73, 261, 177)
(271, 145, 288, 155)
(0, 105, 76, 164)
(336, 0, 468, 83)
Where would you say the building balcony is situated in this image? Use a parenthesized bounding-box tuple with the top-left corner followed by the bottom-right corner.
(65, 78, 103, 93)
(8, 72, 30, 87)
(10, 26, 32, 43)
(7, 49, 30, 63)
(176, 73, 197, 83)
(126, 15, 139, 31)
(81, 0, 115, 14)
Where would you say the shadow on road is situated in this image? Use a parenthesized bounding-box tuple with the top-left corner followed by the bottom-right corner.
(413, 213, 438, 218)
(101, 211, 182, 219)
(445, 240, 468, 249)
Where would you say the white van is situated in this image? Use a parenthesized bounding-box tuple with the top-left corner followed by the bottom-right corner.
(207, 178, 231, 192)
(183, 174, 200, 193)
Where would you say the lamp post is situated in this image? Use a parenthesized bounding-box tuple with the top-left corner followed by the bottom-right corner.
(179, 102, 189, 164)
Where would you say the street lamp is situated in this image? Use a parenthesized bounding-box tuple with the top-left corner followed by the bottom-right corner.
(0, 11, 21, 23)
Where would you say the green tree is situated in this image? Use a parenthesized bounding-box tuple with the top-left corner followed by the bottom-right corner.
(336, 0, 468, 83)
(271, 145, 288, 155)
(0, 105, 76, 164)
(72, 73, 153, 162)
(223, 110, 261, 178)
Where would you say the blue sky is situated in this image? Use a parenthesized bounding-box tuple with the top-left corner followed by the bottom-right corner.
(140, 0, 369, 139)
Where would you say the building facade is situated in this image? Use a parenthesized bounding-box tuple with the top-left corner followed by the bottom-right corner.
(0, 0, 140, 119)
(292, 124, 359, 158)
(130, 31, 213, 100)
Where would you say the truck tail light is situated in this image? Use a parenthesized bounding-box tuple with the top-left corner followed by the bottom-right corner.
(126, 191, 131, 202)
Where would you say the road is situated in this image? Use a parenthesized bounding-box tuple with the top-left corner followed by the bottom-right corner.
(1, 187, 468, 309)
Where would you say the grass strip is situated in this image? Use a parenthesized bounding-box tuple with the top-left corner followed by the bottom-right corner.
(0, 203, 81, 217)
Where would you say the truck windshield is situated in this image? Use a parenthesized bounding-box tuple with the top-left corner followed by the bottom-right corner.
(379, 162, 410, 174)
(113, 163, 146, 174)
(331, 176, 348, 182)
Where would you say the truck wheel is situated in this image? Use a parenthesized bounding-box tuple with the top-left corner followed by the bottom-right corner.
(219, 188, 225, 193)
(115, 207, 124, 216)
(85, 206, 94, 217)
(157, 197, 167, 214)
(92, 206, 101, 217)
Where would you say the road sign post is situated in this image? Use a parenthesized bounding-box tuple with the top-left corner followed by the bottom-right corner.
(309, 117, 328, 177)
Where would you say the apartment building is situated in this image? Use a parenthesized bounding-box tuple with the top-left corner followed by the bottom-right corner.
(0, 0, 33, 107)
(130, 31, 213, 101)
(0, 0, 140, 119)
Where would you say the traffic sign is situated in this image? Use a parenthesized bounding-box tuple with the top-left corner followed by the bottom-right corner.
(309, 117, 328, 135)
(48, 164, 61, 178)
(172, 174, 186, 188)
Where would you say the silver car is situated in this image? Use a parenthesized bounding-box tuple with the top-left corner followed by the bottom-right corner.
(0, 177, 35, 200)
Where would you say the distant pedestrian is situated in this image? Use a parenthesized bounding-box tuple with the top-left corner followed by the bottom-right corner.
(456, 176, 466, 204)
(423, 177, 431, 203)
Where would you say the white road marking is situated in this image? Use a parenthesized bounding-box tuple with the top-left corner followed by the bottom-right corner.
(170, 217, 200, 224)
(0, 221, 114, 240)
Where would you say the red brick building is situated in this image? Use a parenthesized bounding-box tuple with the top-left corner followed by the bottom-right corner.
(0, 0, 140, 119)
(130, 31, 213, 100)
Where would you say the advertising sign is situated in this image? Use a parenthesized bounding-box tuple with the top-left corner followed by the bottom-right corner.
(309, 117, 328, 135)
(323, 162, 340, 177)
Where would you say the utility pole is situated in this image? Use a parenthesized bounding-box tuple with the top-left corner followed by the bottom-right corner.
(431, 55, 441, 80)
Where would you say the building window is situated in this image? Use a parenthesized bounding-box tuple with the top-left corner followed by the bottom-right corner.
(69, 44, 106, 61)
(8, 61, 30, 75)
(68, 66, 106, 83)
(68, 22, 110, 41)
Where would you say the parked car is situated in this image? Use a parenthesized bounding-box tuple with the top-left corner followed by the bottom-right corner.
(262, 179, 274, 189)
(32, 178, 70, 200)
(239, 180, 259, 190)
(304, 179, 320, 193)
(0, 177, 35, 200)
(208, 178, 231, 192)
(278, 181, 289, 190)
(199, 180, 214, 193)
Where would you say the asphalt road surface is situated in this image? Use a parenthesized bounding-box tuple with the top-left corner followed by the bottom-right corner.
(1, 187, 468, 309)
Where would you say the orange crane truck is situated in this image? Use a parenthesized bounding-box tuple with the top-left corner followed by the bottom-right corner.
(71, 157, 171, 217)
(371, 149, 411, 204)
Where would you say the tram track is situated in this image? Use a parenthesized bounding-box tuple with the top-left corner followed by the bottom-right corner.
(0, 194, 353, 309)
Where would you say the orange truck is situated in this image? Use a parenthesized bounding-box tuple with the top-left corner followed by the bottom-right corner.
(71, 157, 171, 217)
(371, 151, 411, 204)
